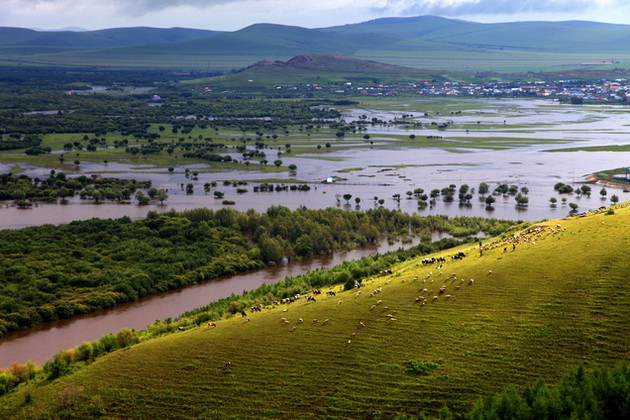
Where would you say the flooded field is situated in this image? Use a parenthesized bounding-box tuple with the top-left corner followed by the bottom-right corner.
(1, 97, 629, 366)
(2, 98, 629, 228)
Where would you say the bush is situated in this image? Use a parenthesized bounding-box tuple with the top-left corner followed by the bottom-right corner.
(99, 334, 118, 352)
(44, 358, 71, 380)
(75, 342, 93, 361)
(402, 359, 440, 375)
(116, 328, 137, 348)
(469, 364, 630, 420)
(0, 371, 15, 395)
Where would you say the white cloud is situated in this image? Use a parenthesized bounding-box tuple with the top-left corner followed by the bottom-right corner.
(0, 0, 627, 30)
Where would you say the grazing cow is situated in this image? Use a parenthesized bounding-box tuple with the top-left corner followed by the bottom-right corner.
(208, 321, 217, 328)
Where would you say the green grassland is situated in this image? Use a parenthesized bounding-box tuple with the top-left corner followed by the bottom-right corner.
(1, 204, 628, 418)
(545, 144, 630, 153)
(4, 18, 630, 74)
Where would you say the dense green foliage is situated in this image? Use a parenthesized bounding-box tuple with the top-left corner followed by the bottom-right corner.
(0, 88, 340, 138)
(0, 135, 42, 151)
(0, 206, 517, 336)
(470, 364, 630, 420)
(0, 171, 150, 203)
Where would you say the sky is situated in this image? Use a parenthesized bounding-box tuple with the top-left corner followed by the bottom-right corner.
(1, 0, 629, 32)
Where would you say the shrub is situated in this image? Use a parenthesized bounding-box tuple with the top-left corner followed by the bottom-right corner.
(99, 333, 118, 352)
(75, 342, 93, 361)
(0, 371, 15, 395)
(116, 328, 137, 348)
(58, 385, 85, 408)
(44, 358, 71, 380)
(402, 359, 440, 375)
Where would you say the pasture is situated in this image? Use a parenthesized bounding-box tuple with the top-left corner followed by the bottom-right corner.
(1, 204, 628, 419)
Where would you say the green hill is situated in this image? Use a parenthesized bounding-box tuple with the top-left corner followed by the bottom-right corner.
(1, 204, 628, 418)
(3, 16, 630, 71)
(205, 54, 453, 89)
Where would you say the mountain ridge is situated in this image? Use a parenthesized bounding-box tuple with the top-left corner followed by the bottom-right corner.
(1, 16, 630, 72)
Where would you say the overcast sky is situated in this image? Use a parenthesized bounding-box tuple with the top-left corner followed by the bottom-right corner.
(2, 0, 629, 31)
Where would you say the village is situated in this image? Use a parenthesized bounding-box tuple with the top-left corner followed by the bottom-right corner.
(276, 77, 630, 102)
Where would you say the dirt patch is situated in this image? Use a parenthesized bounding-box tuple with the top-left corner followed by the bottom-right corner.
(585, 174, 629, 190)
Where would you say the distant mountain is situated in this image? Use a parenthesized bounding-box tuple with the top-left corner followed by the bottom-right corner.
(1, 16, 630, 72)
(0, 26, 219, 49)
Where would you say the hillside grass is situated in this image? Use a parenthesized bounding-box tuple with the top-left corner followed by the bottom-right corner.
(0, 204, 628, 418)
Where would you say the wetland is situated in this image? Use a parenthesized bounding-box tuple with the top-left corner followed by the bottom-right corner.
(1, 77, 630, 369)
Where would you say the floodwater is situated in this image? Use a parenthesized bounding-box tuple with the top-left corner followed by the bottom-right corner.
(0, 97, 629, 365)
(0, 237, 424, 367)
(2, 99, 629, 229)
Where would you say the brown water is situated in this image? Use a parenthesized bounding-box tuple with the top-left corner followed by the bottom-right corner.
(0, 237, 425, 368)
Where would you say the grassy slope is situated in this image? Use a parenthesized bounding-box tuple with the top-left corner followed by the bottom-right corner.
(1, 206, 629, 418)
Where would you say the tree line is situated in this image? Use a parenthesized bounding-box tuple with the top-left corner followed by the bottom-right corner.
(0, 171, 151, 205)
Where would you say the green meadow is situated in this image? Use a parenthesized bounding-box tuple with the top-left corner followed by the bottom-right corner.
(1, 204, 628, 419)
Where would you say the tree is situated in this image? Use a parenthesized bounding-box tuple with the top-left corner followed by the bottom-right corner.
(600, 187, 607, 198)
(57, 187, 70, 200)
(135, 191, 149, 205)
(343, 194, 352, 203)
(288, 164, 297, 171)
(515, 194, 529, 207)
(213, 191, 224, 199)
(549, 197, 558, 206)
(156, 189, 168, 204)
(478, 182, 489, 196)
(168, 167, 174, 173)
(147, 187, 158, 199)
(611, 194, 619, 204)
(485, 195, 495, 206)
(274, 160, 283, 167)
(569, 202, 579, 211)
(354, 197, 361, 205)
